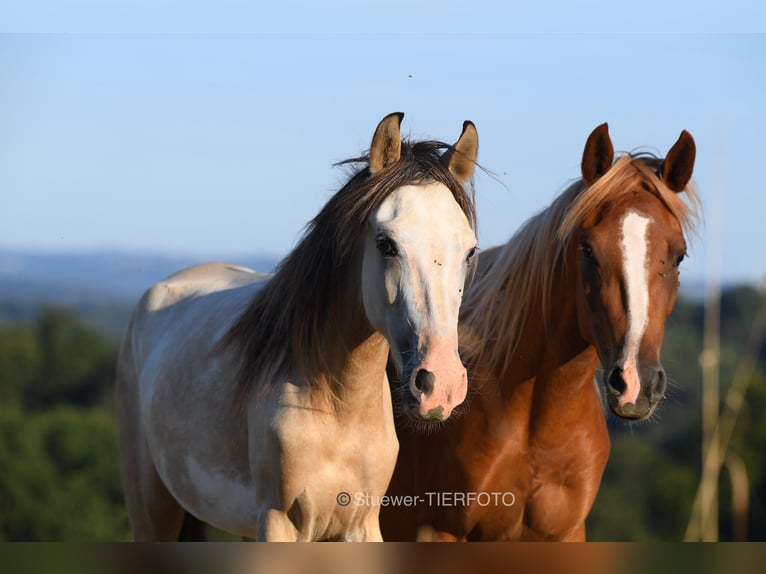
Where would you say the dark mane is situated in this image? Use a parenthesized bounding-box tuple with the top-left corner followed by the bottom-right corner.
(460, 151, 700, 377)
(223, 139, 477, 401)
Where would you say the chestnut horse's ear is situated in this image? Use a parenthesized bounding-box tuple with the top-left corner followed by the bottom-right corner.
(581, 123, 614, 185)
(369, 112, 404, 174)
(661, 130, 696, 192)
(442, 120, 479, 182)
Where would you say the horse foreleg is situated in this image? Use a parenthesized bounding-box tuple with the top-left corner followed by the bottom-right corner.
(257, 509, 300, 541)
(117, 362, 188, 541)
(120, 444, 188, 541)
(356, 512, 384, 542)
(561, 521, 586, 542)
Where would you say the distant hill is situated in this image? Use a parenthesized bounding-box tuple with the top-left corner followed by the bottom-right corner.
(0, 250, 280, 340)
(0, 250, 279, 302)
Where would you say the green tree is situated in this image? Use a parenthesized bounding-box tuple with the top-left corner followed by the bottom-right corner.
(0, 326, 40, 406)
(23, 308, 117, 410)
(0, 406, 129, 540)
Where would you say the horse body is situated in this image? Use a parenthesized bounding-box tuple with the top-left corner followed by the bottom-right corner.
(119, 263, 266, 538)
(382, 124, 700, 541)
(117, 113, 480, 541)
(451, 249, 609, 541)
(118, 263, 399, 540)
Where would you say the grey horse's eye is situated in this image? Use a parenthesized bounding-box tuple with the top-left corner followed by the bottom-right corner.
(376, 235, 398, 258)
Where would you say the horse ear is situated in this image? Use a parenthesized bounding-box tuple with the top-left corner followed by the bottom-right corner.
(581, 123, 614, 185)
(369, 112, 404, 174)
(443, 120, 479, 182)
(661, 130, 696, 192)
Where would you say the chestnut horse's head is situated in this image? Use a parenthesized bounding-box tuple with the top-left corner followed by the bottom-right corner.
(569, 123, 699, 420)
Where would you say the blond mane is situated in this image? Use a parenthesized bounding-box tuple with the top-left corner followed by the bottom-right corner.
(460, 153, 701, 378)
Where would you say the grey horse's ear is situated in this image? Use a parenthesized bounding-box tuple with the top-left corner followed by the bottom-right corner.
(660, 130, 696, 193)
(369, 112, 404, 174)
(442, 121, 479, 182)
(581, 123, 614, 185)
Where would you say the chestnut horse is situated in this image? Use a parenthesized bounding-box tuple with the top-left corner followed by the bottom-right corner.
(117, 112, 480, 541)
(382, 123, 701, 541)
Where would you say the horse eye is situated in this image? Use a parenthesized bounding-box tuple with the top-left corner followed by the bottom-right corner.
(376, 235, 398, 258)
(466, 246, 478, 263)
(674, 251, 687, 267)
(581, 243, 597, 264)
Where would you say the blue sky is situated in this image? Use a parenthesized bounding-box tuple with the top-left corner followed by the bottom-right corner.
(1, 2, 765, 284)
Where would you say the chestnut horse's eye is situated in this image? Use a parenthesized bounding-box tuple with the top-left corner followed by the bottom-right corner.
(581, 243, 597, 264)
(674, 251, 687, 267)
(376, 235, 398, 258)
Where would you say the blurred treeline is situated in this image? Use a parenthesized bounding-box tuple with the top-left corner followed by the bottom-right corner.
(0, 306, 126, 540)
(0, 286, 764, 541)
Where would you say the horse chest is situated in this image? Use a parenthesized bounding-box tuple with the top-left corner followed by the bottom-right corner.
(452, 403, 604, 541)
(516, 430, 608, 540)
(278, 408, 396, 481)
(266, 397, 398, 536)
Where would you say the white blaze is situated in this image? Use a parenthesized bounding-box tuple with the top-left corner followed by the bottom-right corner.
(619, 211, 651, 406)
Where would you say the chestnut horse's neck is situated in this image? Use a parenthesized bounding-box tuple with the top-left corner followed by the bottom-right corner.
(464, 242, 595, 396)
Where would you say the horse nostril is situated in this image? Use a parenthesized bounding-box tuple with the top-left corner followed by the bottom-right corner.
(650, 369, 667, 403)
(414, 369, 435, 396)
(607, 367, 627, 396)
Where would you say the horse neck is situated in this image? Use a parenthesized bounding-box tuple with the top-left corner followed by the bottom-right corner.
(530, 255, 590, 370)
(482, 242, 595, 390)
(462, 245, 602, 440)
(332, 332, 391, 413)
(320, 261, 392, 411)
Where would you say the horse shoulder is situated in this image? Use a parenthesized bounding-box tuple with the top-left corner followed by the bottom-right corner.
(124, 262, 270, 457)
